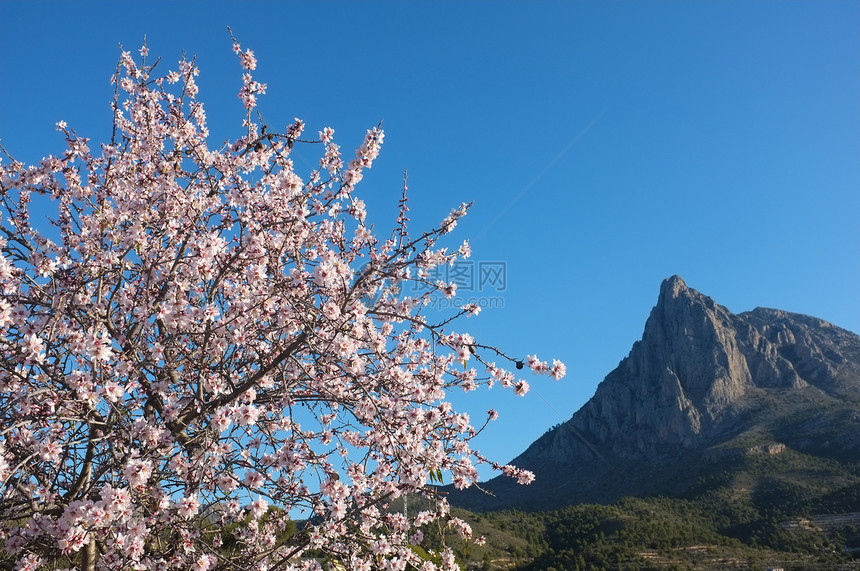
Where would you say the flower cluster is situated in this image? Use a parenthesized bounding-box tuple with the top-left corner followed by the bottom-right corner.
(0, 40, 565, 571)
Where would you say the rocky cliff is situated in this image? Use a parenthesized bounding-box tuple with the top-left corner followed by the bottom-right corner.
(452, 276, 860, 511)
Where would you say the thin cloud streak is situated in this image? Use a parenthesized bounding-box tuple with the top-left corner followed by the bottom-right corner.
(477, 110, 605, 240)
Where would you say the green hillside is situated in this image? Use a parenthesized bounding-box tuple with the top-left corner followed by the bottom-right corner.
(432, 448, 860, 570)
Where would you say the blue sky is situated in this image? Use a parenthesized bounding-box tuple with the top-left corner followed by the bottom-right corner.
(2, 1, 858, 479)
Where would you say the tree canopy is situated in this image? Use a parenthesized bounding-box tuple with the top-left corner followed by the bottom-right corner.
(0, 38, 564, 571)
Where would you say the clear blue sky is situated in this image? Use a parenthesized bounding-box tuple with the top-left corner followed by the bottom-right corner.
(2, 1, 858, 479)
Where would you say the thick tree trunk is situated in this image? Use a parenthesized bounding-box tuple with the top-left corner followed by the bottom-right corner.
(81, 536, 97, 571)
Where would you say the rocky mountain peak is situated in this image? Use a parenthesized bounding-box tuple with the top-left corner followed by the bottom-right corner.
(658, 274, 689, 301)
(611, 276, 753, 447)
(648, 275, 729, 344)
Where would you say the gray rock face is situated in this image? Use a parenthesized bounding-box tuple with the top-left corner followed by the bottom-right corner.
(452, 276, 860, 511)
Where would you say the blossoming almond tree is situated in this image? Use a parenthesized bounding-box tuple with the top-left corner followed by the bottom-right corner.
(0, 38, 566, 571)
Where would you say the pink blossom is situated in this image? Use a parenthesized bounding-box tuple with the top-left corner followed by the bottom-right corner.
(39, 440, 62, 464)
(235, 404, 261, 426)
(13, 553, 43, 571)
(57, 525, 87, 554)
(517, 470, 536, 485)
(217, 472, 238, 492)
(244, 470, 264, 488)
(192, 554, 213, 571)
(248, 495, 268, 519)
(103, 380, 124, 403)
(22, 333, 45, 363)
(176, 494, 199, 519)
(514, 380, 530, 396)
(123, 458, 152, 488)
(240, 49, 257, 70)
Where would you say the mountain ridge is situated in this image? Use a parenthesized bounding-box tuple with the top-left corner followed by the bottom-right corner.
(452, 276, 860, 511)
